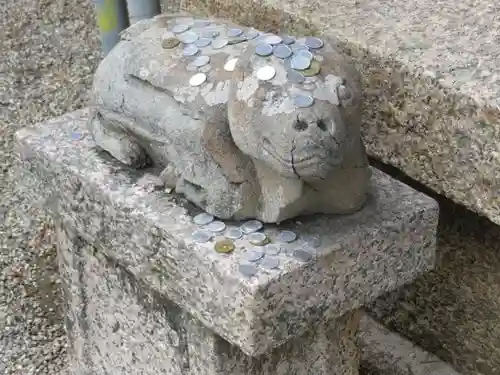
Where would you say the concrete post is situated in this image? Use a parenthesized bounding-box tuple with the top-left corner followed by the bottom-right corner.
(125, 0, 161, 25)
(93, 0, 129, 56)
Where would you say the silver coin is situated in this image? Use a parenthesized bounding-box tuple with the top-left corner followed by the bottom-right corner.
(241, 220, 263, 234)
(239, 263, 257, 278)
(183, 44, 199, 56)
(255, 43, 273, 57)
(193, 55, 210, 67)
(260, 256, 280, 270)
(189, 72, 206, 86)
(264, 243, 281, 256)
(172, 24, 190, 34)
(302, 234, 322, 248)
(245, 248, 265, 262)
(206, 221, 226, 233)
(293, 249, 313, 262)
(293, 94, 314, 108)
(247, 232, 269, 245)
(225, 228, 243, 240)
(287, 69, 305, 84)
(193, 212, 214, 225)
(228, 28, 243, 37)
(273, 44, 292, 59)
(224, 58, 238, 72)
(296, 50, 313, 60)
(291, 43, 309, 53)
(256, 66, 276, 81)
(212, 39, 228, 49)
(192, 230, 213, 243)
(277, 230, 298, 243)
(291, 55, 311, 70)
(282, 35, 296, 45)
(265, 35, 282, 45)
(178, 31, 198, 44)
(195, 37, 212, 47)
(245, 29, 260, 40)
(305, 36, 324, 49)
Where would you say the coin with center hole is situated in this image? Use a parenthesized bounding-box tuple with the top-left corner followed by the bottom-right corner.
(245, 248, 265, 262)
(224, 58, 238, 72)
(282, 35, 296, 45)
(293, 94, 314, 108)
(302, 60, 321, 77)
(193, 55, 210, 67)
(225, 228, 243, 240)
(264, 243, 281, 255)
(228, 28, 243, 37)
(162, 37, 180, 49)
(192, 230, 213, 243)
(293, 249, 313, 262)
(189, 72, 207, 86)
(214, 239, 235, 253)
(277, 230, 298, 243)
(247, 232, 270, 246)
(273, 44, 292, 59)
(195, 37, 212, 47)
(172, 24, 190, 34)
(241, 220, 263, 234)
(212, 39, 228, 49)
(178, 31, 198, 44)
(239, 263, 257, 278)
(287, 70, 305, 84)
(183, 45, 199, 56)
(256, 66, 276, 81)
(206, 221, 226, 233)
(193, 212, 214, 225)
(255, 43, 273, 57)
(291, 55, 311, 70)
(245, 29, 260, 40)
(265, 35, 282, 45)
(305, 36, 324, 49)
(260, 256, 280, 270)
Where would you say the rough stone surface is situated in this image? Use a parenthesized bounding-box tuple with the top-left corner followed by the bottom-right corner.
(89, 12, 371, 223)
(178, 0, 500, 226)
(15, 109, 438, 358)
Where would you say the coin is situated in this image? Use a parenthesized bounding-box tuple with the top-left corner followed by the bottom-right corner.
(293, 94, 314, 108)
(260, 256, 280, 270)
(189, 72, 206, 86)
(256, 66, 276, 81)
(227, 37, 247, 45)
(214, 239, 235, 253)
(282, 35, 296, 45)
(241, 220, 263, 234)
(193, 19, 211, 27)
(277, 230, 298, 243)
(273, 44, 292, 59)
(212, 39, 228, 49)
(245, 29, 260, 40)
(293, 249, 313, 262)
(296, 50, 313, 60)
(193, 55, 210, 67)
(172, 24, 190, 34)
(178, 31, 198, 44)
(206, 221, 226, 233)
(162, 37, 180, 49)
(291, 55, 311, 70)
(287, 70, 305, 84)
(247, 232, 270, 246)
(192, 230, 213, 243)
(291, 43, 309, 53)
(239, 263, 257, 278)
(264, 243, 281, 256)
(224, 58, 238, 72)
(265, 35, 282, 45)
(225, 228, 243, 240)
(195, 37, 212, 47)
(245, 248, 265, 262)
(193, 212, 214, 225)
(183, 45, 199, 56)
(305, 36, 324, 49)
(302, 60, 321, 77)
(255, 43, 273, 57)
(70, 131, 84, 141)
(228, 28, 243, 37)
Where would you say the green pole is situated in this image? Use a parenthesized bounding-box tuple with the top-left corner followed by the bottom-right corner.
(93, 0, 130, 56)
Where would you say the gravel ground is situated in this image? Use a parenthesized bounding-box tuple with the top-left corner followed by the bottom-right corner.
(0, 1, 100, 373)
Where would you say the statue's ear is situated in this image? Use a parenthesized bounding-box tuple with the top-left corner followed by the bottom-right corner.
(201, 120, 253, 184)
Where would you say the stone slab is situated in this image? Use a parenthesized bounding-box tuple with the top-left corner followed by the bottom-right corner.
(176, 0, 500, 225)
(15, 109, 439, 357)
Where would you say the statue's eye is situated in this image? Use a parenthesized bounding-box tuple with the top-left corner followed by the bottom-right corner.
(317, 119, 327, 131)
(338, 84, 352, 101)
(293, 119, 308, 131)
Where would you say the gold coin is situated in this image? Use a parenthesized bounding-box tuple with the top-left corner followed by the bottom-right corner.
(302, 60, 321, 77)
(162, 37, 180, 49)
(214, 239, 235, 253)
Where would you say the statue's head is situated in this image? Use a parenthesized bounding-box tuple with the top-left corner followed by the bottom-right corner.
(228, 36, 363, 183)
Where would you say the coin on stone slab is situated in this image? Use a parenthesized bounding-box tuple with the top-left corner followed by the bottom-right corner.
(214, 239, 235, 253)
(302, 60, 321, 77)
(162, 37, 180, 49)
(247, 232, 270, 246)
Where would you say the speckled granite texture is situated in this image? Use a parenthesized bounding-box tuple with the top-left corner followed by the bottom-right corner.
(175, 0, 500, 226)
(15, 109, 438, 364)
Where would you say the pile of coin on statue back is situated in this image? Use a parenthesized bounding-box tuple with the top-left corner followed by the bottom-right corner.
(191, 212, 322, 278)
(161, 18, 327, 109)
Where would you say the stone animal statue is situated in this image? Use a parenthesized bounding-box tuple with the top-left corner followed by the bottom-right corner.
(88, 12, 371, 223)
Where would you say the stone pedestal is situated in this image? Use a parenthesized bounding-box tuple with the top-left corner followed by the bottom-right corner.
(15, 109, 439, 375)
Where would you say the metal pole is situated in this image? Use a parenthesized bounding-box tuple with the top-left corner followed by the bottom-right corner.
(93, 0, 130, 56)
(125, 0, 161, 25)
